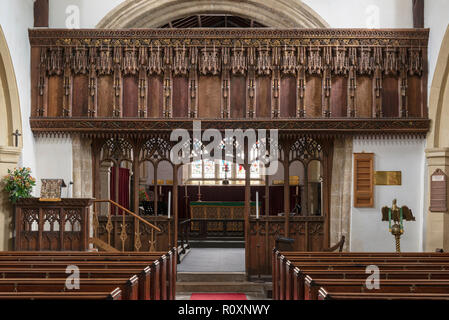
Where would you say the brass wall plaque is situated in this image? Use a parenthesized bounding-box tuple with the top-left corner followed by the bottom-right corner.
(374, 171, 402, 185)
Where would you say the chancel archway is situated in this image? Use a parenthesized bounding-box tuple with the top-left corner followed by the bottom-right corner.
(425, 24, 449, 252)
(0, 25, 23, 250)
(96, 0, 329, 29)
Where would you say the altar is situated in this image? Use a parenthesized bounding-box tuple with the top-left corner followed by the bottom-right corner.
(190, 201, 258, 233)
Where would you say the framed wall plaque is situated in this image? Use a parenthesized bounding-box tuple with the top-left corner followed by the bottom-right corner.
(430, 169, 447, 212)
(374, 171, 402, 185)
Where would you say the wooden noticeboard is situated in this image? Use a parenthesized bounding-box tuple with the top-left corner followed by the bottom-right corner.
(430, 169, 447, 212)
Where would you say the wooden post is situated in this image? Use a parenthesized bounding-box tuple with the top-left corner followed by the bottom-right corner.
(133, 145, 141, 250)
(413, 0, 424, 28)
(173, 164, 179, 249)
(154, 162, 158, 216)
(34, 0, 49, 27)
(244, 144, 251, 278)
(283, 144, 290, 237)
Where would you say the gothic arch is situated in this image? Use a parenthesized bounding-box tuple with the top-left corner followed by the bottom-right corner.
(96, 0, 329, 29)
(0, 25, 22, 149)
(428, 25, 449, 149)
(425, 24, 449, 251)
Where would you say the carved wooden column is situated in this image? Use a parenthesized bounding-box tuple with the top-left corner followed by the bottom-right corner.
(264, 173, 270, 216)
(297, 46, 306, 118)
(133, 142, 141, 250)
(37, 47, 48, 117)
(138, 47, 148, 118)
(87, 47, 98, 117)
(221, 47, 231, 118)
(322, 47, 332, 117)
(347, 48, 357, 117)
(246, 47, 256, 118)
(373, 47, 383, 118)
(173, 164, 179, 249)
(244, 146, 251, 278)
(271, 47, 281, 118)
(188, 47, 198, 118)
(282, 139, 291, 237)
(154, 162, 159, 216)
(163, 47, 173, 118)
(399, 47, 409, 117)
(60, 47, 72, 117)
(112, 46, 123, 117)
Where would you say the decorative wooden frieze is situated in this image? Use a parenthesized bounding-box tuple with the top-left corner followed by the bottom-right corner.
(199, 45, 220, 75)
(148, 45, 163, 75)
(173, 45, 188, 76)
(231, 46, 246, 75)
(97, 46, 113, 75)
(256, 46, 271, 75)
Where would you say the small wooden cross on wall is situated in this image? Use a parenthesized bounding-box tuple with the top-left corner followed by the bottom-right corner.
(12, 130, 21, 147)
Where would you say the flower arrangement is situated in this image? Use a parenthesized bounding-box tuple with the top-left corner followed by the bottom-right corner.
(3, 167, 36, 203)
(139, 188, 150, 202)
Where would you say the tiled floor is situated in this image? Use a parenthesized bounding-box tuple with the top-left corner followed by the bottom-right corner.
(177, 248, 245, 272)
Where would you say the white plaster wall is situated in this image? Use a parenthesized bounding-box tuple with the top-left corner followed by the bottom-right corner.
(350, 138, 426, 252)
(34, 136, 73, 198)
(0, 0, 36, 191)
(425, 0, 449, 95)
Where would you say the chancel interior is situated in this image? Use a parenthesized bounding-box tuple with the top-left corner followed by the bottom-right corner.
(0, 0, 449, 301)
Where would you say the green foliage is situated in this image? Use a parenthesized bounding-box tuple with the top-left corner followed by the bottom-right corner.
(3, 167, 36, 203)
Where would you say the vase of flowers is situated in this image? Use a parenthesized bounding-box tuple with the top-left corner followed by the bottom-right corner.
(3, 167, 36, 203)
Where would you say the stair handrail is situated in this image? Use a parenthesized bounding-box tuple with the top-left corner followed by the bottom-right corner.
(93, 199, 161, 232)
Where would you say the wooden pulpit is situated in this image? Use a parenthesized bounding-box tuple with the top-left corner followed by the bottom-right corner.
(14, 198, 93, 251)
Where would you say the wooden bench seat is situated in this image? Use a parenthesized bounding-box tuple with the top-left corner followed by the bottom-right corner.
(0, 287, 122, 300)
(318, 288, 449, 300)
(305, 277, 449, 300)
(0, 276, 138, 299)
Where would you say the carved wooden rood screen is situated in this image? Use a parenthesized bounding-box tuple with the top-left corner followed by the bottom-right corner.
(28, 29, 429, 275)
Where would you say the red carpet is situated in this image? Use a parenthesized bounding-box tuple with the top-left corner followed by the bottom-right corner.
(190, 293, 247, 300)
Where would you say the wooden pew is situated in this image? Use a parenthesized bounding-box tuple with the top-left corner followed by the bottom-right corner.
(0, 276, 138, 300)
(0, 288, 122, 300)
(318, 288, 449, 300)
(292, 268, 449, 300)
(305, 276, 449, 300)
(0, 267, 151, 300)
(0, 248, 176, 300)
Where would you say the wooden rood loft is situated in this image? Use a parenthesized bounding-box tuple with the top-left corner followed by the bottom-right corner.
(29, 28, 429, 137)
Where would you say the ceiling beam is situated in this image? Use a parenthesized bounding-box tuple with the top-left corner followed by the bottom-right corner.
(34, 0, 49, 27)
(413, 0, 424, 28)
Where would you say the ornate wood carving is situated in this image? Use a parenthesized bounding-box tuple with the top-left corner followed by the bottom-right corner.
(29, 28, 429, 134)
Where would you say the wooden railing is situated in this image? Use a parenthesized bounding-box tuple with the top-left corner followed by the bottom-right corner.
(92, 199, 161, 252)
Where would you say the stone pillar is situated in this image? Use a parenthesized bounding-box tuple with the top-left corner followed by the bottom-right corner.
(425, 148, 449, 251)
(72, 135, 93, 198)
(330, 137, 353, 251)
(0, 146, 21, 250)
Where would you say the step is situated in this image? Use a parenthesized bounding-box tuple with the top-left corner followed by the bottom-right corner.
(177, 272, 246, 282)
(176, 281, 270, 294)
(188, 240, 245, 248)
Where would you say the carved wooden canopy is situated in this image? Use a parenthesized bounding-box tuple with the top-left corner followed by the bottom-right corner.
(29, 28, 430, 136)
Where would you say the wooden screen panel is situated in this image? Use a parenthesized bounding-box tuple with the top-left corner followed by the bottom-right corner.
(148, 76, 163, 118)
(256, 76, 271, 118)
(353, 153, 374, 208)
(123, 76, 138, 117)
(407, 76, 423, 118)
(280, 76, 296, 117)
(305, 76, 322, 117)
(356, 76, 373, 118)
(172, 77, 188, 118)
(72, 75, 88, 117)
(382, 76, 399, 117)
(230, 76, 246, 118)
(97, 76, 114, 117)
(47, 76, 63, 117)
(330, 76, 347, 117)
(198, 76, 221, 118)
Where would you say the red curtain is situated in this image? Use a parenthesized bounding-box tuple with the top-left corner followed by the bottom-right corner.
(110, 167, 130, 215)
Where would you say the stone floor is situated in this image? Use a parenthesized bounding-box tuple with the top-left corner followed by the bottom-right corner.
(177, 248, 245, 272)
